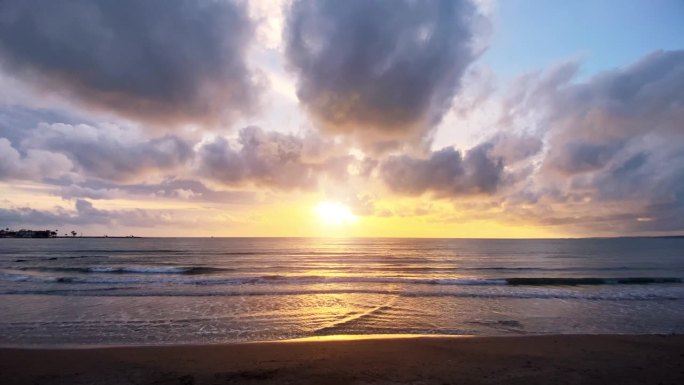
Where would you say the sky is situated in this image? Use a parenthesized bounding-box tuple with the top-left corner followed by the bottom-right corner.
(0, 0, 683, 238)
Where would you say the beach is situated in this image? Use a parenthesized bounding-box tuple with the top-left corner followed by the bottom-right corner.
(1, 335, 683, 385)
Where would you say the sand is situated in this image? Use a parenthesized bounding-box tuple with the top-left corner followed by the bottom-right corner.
(1, 335, 683, 384)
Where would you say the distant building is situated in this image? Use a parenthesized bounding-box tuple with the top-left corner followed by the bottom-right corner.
(0, 229, 16, 238)
(0, 229, 57, 238)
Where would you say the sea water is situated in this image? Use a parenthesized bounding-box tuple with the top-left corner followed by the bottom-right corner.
(0, 237, 682, 346)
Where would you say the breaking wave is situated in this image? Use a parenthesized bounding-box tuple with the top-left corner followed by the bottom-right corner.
(1, 269, 681, 287)
(18, 266, 228, 275)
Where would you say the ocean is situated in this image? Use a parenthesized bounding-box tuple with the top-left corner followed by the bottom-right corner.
(1, 237, 683, 346)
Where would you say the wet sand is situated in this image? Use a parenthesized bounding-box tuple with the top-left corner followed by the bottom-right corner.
(1, 335, 682, 384)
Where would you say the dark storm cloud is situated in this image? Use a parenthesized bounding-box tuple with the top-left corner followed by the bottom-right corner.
(380, 143, 503, 197)
(0, 0, 259, 125)
(284, 0, 483, 145)
(23, 123, 193, 182)
(197, 126, 351, 190)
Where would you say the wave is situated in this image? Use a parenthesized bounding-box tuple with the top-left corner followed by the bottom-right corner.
(1, 270, 681, 286)
(17, 266, 229, 275)
(1, 287, 682, 301)
(504, 277, 683, 285)
(67, 249, 186, 253)
(0, 271, 504, 285)
(13, 260, 671, 272)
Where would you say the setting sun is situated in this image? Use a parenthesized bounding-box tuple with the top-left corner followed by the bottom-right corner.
(315, 201, 357, 225)
(0, 1, 682, 382)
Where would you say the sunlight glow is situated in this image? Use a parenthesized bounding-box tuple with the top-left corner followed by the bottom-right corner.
(315, 201, 357, 225)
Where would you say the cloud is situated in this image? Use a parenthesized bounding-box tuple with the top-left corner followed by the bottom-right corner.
(2, 109, 367, 195)
(1, 22, 683, 239)
(498, 50, 684, 234)
(0, 0, 260, 126)
(488, 132, 543, 165)
(23, 123, 193, 182)
(284, 0, 484, 146)
(197, 125, 352, 190)
(380, 142, 503, 197)
(377, 131, 541, 199)
(0, 137, 73, 180)
(57, 178, 255, 204)
(0, 199, 174, 228)
(543, 51, 684, 174)
(374, 50, 684, 234)
(0, 106, 87, 145)
(548, 141, 621, 175)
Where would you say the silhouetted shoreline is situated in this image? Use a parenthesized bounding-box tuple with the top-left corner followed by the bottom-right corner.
(0, 229, 141, 239)
(54, 236, 142, 239)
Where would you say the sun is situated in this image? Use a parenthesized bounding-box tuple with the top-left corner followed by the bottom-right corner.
(315, 201, 357, 225)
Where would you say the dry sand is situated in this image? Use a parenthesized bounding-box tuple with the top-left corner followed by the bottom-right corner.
(1, 335, 683, 384)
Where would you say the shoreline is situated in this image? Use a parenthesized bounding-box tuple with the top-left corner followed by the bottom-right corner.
(4, 332, 680, 350)
(0, 333, 481, 350)
(1, 334, 682, 384)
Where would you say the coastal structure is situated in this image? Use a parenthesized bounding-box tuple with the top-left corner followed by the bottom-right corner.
(0, 229, 58, 238)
